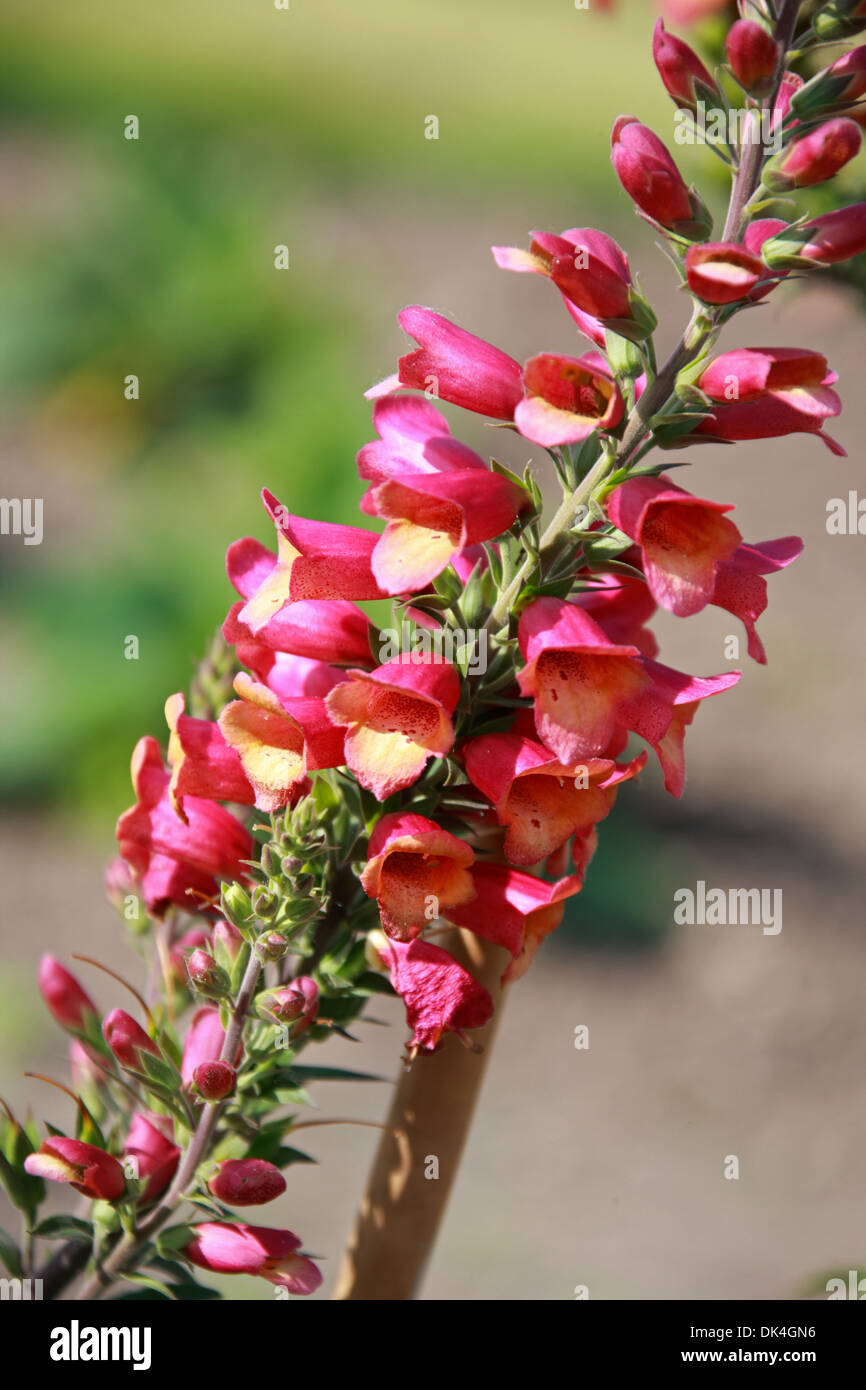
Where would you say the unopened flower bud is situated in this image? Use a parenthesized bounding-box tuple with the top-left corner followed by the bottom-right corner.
(653, 18, 717, 112)
(213, 919, 244, 958)
(168, 929, 210, 987)
(814, 0, 866, 41)
(38, 955, 98, 1034)
(208, 1158, 286, 1206)
(193, 1060, 237, 1101)
(725, 20, 779, 97)
(253, 932, 290, 963)
(763, 118, 862, 191)
(187, 948, 231, 1000)
(251, 885, 278, 920)
(221, 882, 252, 930)
(255, 977, 319, 1036)
(103, 1008, 161, 1073)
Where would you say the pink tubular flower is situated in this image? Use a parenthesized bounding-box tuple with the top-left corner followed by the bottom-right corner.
(517, 598, 651, 761)
(165, 693, 255, 816)
(123, 1113, 180, 1203)
(653, 18, 716, 109)
(660, 0, 728, 25)
(611, 117, 702, 230)
(725, 20, 780, 95)
(223, 595, 375, 669)
(764, 117, 862, 190)
(573, 573, 659, 658)
(360, 812, 475, 939)
(763, 202, 866, 266)
(515, 352, 623, 447)
(516, 597, 740, 788)
(710, 536, 803, 663)
(25, 1138, 125, 1201)
(634, 658, 741, 797)
(217, 673, 343, 812)
(444, 862, 584, 982)
(324, 653, 460, 800)
(380, 306, 524, 420)
(695, 347, 844, 454)
(209, 1159, 287, 1207)
(606, 474, 741, 617)
(791, 45, 866, 118)
(685, 242, 768, 304)
(462, 732, 645, 866)
(370, 934, 493, 1052)
(103, 1009, 160, 1072)
(365, 466, 529, 595)
(184, 1222, 322, 1295)
(37, 955, 98, 1034)
(230, 493, 386, 635)
(492, 227, 633, 322)
(116, 736, 253, 917)
(357, 395, 487, 504)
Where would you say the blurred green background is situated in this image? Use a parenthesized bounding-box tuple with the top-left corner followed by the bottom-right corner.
(0, 0, 693, 820)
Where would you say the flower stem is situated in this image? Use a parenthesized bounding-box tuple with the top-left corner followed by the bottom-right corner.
(71, 952, 263, 1301)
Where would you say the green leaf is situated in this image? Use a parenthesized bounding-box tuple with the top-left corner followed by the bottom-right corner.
(156, 1224, 196, 1254)
(288, 1063, 386, 1083)
(273, 1086, 315, 1108)
(138, 1050, 183, 1092)
(122, 1271, 178, 1299)
(31, 1214, 93, 1243)
(0, 1228, 23, 1278)
(0, 1149, 44, 1215)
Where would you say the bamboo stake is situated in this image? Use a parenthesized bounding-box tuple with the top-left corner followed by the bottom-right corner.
(332, 929, 509, 1300)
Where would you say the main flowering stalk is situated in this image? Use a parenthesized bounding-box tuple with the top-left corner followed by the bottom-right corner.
(5, 0, 866, 1302)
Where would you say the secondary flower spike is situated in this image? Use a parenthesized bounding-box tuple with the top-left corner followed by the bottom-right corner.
(325, 653, 460, 800)
(606, 474, 742, 617)
(361, 812, 475, 939)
